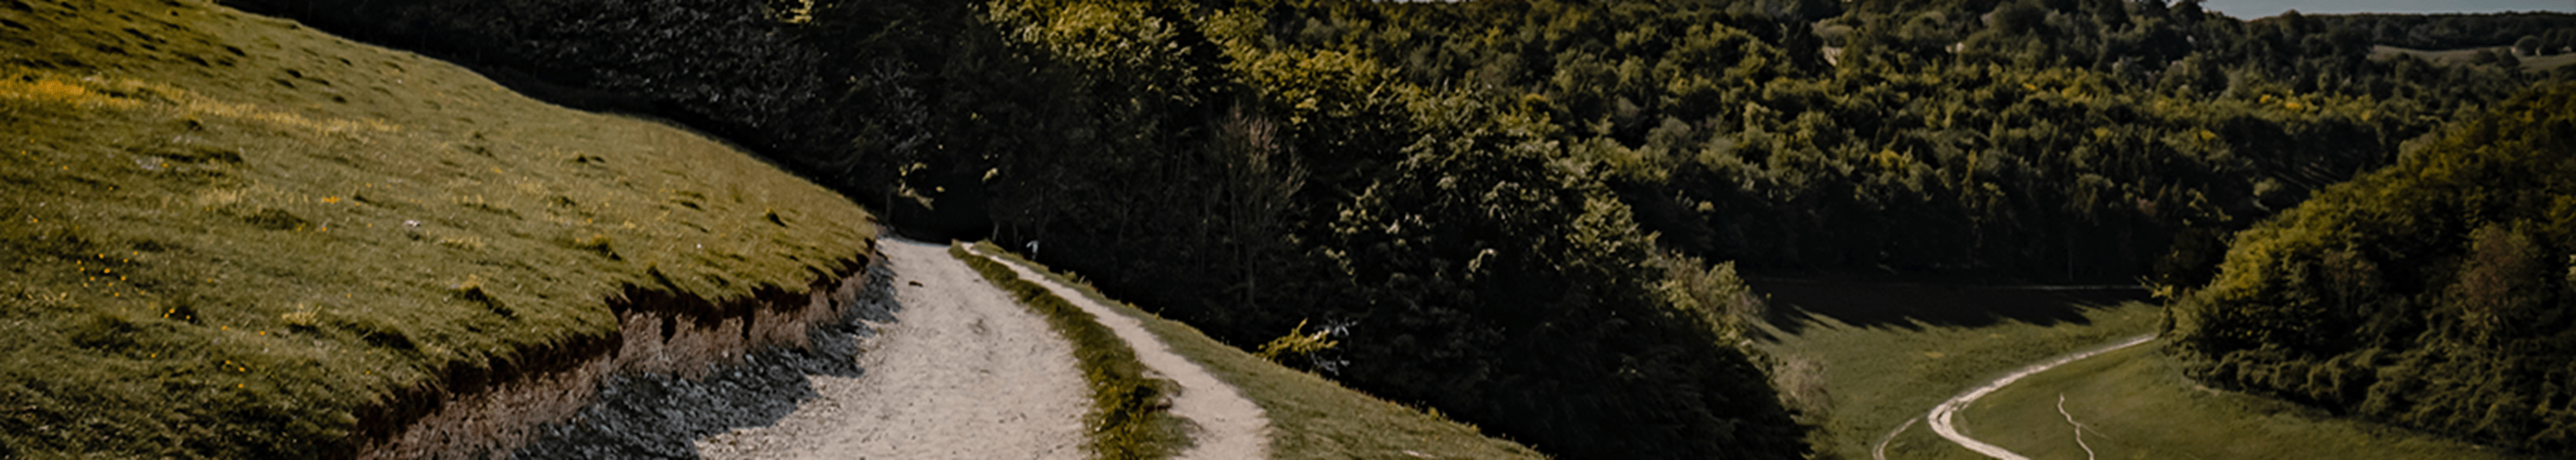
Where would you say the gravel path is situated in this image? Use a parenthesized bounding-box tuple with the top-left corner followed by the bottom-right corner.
(969, 245, 1274, 460)
(1924, 334, 2156, 460)
(694, 238, 1088, 460)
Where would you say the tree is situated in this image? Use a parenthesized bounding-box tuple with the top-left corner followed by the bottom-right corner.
(1209, 104, 1306, 312)
(1324, 93, 1806, 459)
(2454, 224, 2540, 344)
(1991, 1, 2048, 36)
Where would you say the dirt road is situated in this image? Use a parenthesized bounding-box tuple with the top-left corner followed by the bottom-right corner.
(970, 245, 1274, 460)
(694, 238, 1088, 460)
(1922, 334, 2156, 460)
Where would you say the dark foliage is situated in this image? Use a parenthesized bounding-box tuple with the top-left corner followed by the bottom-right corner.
(1319, 94, 1805, 457)
(1294, 0, 2547, 281)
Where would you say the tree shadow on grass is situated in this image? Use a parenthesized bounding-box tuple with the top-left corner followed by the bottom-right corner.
(1746, 275, 2148, 338)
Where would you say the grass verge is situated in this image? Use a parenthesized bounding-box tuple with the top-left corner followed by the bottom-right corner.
(948, 243, 1186, 460)
(1, 0, 874, 456)
(971, 242, 1546, 460)
(1957, 341, 2533, 460)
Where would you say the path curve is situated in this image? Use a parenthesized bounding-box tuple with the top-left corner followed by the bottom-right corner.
(694, 238, 1089, 460)
(1924, 334, 2156, 460)
(970, 245, 1275, 460)
(1873, 417, 1916, 460)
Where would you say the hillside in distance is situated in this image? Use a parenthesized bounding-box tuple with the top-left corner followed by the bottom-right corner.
(2174, 80, 2576, 451)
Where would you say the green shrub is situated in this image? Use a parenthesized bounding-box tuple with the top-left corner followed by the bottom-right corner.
(1254, 319, 1340, 371)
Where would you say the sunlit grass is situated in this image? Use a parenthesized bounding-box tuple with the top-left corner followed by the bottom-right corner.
(1755, 283, 2537, 460)
(0, 0, 873, 456)
(1748, 287, 2161, 460)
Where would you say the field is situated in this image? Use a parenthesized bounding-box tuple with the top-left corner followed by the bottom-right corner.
(1954, 341, 2526, 460)
(2370, 45, 2576, 71)
(1745, 277, 2159, 459)
(1749, 277, 2536, 459)
(1, 0, 874, 456)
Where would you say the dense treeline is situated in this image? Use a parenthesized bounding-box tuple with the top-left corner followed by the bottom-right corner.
(1278, 0, 2550, 284)
(226, 0, 2572, 456)
(2304, 12, 2576, 52)
(2173, 81, 2576, 451)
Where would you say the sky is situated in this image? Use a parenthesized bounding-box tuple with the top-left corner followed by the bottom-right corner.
(2200, 0, 2574, 18)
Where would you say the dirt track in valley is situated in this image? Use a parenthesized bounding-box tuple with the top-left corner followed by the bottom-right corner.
(1920, 334, 2156, 460)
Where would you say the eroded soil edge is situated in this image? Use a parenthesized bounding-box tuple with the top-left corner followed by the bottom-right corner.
(347, 249, 896, 459)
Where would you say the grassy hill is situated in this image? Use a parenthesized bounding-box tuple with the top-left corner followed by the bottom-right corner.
(0, 0, 874, 456)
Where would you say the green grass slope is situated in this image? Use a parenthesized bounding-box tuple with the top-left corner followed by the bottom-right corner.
(0, 0, 874, 456)
(972, 242, 1545, 460)
(1747, 282, 2158, 460)
(1761, 284, 2525, 459)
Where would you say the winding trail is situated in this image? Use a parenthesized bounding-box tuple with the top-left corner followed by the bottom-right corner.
(2058, 394, 2097, 460)
(969, 245, 1275, 460)
(694, 239, 1089, 460)
(1873, 417, 1917, 460)
(1923, 334, 2156, 460)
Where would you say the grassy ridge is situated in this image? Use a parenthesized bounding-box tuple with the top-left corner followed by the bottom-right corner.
(971, 242, 1545, 460)
(949, 243, 1186, 460)
(0, 0, 874, 456)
